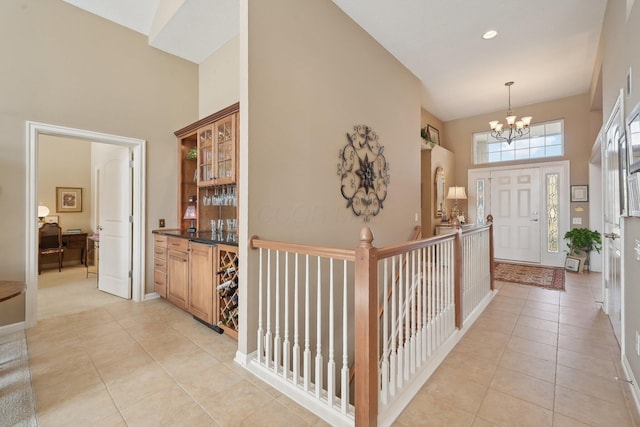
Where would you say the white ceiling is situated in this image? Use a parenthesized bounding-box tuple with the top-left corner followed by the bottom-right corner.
(63, 0, 606, 121)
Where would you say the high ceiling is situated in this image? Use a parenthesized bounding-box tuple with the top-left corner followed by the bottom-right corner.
(63, 0, 606, 121)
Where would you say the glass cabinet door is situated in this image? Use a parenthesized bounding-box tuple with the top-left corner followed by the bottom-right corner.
(214, 113, 236, 184)
(198, 125, 214, 186)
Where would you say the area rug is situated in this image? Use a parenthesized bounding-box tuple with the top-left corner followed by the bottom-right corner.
(494, 262, 565, 291)
(0, 331, 38, 426)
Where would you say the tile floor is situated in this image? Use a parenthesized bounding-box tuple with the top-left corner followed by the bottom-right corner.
(26, 267, 639, 426)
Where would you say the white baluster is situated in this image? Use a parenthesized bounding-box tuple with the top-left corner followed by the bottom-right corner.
(410, 250, 416, 375)
(257, 248, 264, 365)
(327, 259, 335, 407)
(381, 258, 389, 405)
(274, 250, 281, 375)
(293, 254, 300, 386)
(283, 252, 290, 380)
(304, 254, 311, 392)
(265, 249, 272, 369)
(397, 254, 404, 389)
(390, 256, 397, 396)
(404, 252, 410, 381)
(341, 259, 349, 414)
(315, 256, 323, 399)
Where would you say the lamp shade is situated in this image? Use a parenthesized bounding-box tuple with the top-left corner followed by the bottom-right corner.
(38, 205, 50, 218)
(183, 205, 197, 220)
(446, 186, 467, 200)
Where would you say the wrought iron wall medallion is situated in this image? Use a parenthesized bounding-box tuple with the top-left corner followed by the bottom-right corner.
(337, 125, 390, 222)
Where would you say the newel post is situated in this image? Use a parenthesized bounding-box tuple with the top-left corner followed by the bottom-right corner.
(354, 226, 378, 427)
(487, 215, 495, 291)
(453, 228, 463, 329)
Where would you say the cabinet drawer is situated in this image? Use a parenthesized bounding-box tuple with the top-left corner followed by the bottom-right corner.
(154, 234, 167, 248)
(154, 258, 167, 272)
(154, 271, 167, 298)
(154, 246, 167, 258)
(167, 237, 188, 252)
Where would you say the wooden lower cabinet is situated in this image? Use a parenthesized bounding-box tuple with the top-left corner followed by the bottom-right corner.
(167, 237, 189, 310)
(153, 235, 167, 297)
(188, 242, 215, 324)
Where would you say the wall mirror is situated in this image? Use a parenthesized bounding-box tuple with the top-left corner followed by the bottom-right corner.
(627, 101, 640, 174)
(434, 167, 445, 217)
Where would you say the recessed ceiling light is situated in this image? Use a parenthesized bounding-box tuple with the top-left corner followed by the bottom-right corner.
(482, 30, 498, 40)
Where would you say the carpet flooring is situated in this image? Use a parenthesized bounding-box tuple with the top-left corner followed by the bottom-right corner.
(494, 262, 565, 290)
(0, 331, 37, 427)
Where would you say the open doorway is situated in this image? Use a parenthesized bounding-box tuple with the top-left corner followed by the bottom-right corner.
(26, 121, 146, 328)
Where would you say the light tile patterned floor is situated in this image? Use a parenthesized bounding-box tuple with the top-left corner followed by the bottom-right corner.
(27, 268, 639, 426)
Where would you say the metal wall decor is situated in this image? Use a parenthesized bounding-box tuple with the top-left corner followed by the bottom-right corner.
(337, 125, 390, 222)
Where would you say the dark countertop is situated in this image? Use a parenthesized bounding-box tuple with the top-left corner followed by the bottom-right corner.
(152, 229, 238, 246)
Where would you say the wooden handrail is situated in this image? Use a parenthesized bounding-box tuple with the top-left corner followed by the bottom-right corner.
(249, 236, 355, 261)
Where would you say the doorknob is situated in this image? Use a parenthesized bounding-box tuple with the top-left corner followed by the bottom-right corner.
(604, 232, 619, 240)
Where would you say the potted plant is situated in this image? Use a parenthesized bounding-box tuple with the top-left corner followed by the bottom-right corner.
(563, 227, 602, 271)
(421, 127, 436, 149)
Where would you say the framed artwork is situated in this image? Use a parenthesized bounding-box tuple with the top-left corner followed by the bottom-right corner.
(427, 125, 440, 146)
(56, 187, 82, 212)
(564, 256, 581, 273)
(44, 215, 59, 224)
(570, 185, 588, 202)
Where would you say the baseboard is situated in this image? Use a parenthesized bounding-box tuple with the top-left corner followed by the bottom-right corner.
(0, 321, 26, 336)
(144, 292, 160, 301)
(622, 355, 640, 420)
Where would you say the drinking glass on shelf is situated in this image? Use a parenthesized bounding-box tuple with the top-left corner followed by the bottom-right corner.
(211, 219, 216, 233)
(217, 219, 224, 232)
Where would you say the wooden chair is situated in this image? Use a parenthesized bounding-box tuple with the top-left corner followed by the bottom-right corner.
(39, 222, 64, 274)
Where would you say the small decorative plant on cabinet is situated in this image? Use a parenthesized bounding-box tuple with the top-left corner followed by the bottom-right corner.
(563, 227, 602, 272)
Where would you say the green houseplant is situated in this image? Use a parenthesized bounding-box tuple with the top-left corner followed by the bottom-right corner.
(421, 127, 436, 149)
(563, 227, 602, 271)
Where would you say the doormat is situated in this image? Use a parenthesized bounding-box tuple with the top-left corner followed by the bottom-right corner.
(494, 262, 565, 291)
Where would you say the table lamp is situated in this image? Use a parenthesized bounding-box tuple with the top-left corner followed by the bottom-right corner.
(446, 186, 467, 219)
(183, 205, 197, 233)
(38, 205, 50, 227)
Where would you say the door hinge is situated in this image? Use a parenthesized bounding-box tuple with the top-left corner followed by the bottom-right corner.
(128, 270, 132, 278)
(129, 215, 134, 223)
(129, 160, 134, 168)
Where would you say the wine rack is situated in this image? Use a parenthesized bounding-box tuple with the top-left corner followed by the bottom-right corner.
(217, 244, 238, 339)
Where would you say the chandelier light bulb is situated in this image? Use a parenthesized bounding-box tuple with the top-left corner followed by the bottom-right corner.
(488, 81, 532, 145)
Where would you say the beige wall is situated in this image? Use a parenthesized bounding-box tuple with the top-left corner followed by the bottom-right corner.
(199, 36, 240, 118)
(600, 0, 640, 387)
(443, 94, 601, 218)
(0, 0, 198, 326)
(241, 0, 421, 354)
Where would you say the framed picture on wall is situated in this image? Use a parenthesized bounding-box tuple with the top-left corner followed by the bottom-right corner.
(427, 125, 440, 146)
(56, 187, 82, 213)
(570, 185, 588, 202)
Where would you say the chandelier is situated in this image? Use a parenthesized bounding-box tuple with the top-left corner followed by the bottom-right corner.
(489, 81, 532, 145)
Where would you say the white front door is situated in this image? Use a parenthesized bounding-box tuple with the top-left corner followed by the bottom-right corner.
(97, 145, 132, 299)
(602, 92, 624, 344)
(491, 168, 541, 263)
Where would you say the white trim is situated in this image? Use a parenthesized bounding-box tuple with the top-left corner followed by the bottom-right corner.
(234, 350, 255, 366)
(144, 292, 161, 301)
(0, 321, 27, 336)
(25, 121, 146, 328)
(622, 354, 640, 416)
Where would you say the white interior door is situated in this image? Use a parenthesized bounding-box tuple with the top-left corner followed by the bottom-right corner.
(602, 93, 624, 343)
(97, 145, 132, 299)
(491, 168, 541, 263)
